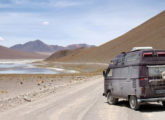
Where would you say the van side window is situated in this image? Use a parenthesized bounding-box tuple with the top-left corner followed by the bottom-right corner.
(107, 69, 112, 77)
(129, 66, 139, 78)
(125, 53, 139, 62)
(113, 68, 128, 78)
(112, 53, 126, 65)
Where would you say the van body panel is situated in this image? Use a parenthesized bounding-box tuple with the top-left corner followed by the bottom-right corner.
(103, 49, 165, 103)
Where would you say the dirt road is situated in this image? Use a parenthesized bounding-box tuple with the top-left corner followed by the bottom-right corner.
(0, 76, 165, 120)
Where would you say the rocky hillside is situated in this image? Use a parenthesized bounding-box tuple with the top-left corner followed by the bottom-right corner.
(46, 48, 85, 61)
(48, 11, 165, 63)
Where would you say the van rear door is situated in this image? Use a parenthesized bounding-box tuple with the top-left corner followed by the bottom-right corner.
(147, 65, 165, 97)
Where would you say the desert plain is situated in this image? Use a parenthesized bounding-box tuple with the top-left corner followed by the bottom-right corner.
(0, 73, 96, 112)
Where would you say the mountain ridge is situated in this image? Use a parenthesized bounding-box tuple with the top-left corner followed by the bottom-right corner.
(11, 40, 95, 53)
(0, 45, 46, 59)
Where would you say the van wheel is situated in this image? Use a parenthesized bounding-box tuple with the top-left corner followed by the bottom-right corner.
(129, 96, 139, 110)
(162, 101, 165, 107)
(107, 92, 118, 105)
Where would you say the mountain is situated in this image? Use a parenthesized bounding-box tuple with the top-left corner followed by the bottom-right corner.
(46, 48, 85, 61)
(0, 45, 46, 59)
(11, 40, 95, 53)
(47, 11, 165, 63)
(11, 40, 62, 53)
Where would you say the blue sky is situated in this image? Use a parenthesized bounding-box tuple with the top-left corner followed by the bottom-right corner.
(0, 0, 164, 47)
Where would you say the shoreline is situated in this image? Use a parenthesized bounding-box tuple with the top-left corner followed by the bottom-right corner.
(0, 59, 80, 74)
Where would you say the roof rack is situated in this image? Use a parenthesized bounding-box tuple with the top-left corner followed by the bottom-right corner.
(131, 47, 153, 51)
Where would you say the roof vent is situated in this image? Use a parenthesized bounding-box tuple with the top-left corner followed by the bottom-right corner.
(131, 47, 153, 51)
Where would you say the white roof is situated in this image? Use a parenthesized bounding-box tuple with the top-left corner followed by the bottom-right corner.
(131, 47, 153, 51)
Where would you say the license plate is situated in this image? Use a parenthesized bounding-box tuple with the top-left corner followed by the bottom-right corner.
(156, 90, 165, 94)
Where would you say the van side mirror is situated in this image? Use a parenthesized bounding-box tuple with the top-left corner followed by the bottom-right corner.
(103, 70, 106, 77)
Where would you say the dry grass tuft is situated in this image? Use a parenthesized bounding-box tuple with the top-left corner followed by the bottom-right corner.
(0, 90, 8, 94)
(43, 85, 46, 88)
(41, 80, 44, 83)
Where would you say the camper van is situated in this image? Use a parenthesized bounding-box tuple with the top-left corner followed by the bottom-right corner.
(103, 47, 165, 110)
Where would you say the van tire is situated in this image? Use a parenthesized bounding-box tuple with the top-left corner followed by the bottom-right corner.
(129, 96, 139, 110)
(107, 92, 118, 105)
(162, 101, 165, 107)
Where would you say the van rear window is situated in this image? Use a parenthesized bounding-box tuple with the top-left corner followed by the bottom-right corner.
(148, 65, 165, 77)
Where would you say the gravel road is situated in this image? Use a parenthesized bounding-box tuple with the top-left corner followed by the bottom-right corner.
(0, 76, 165, 120)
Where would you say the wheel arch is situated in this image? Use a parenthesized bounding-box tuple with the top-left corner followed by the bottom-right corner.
(128, 95, 137, 100)
(106, 89, 111, 94)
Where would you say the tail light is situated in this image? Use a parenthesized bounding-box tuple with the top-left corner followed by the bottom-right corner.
(143, 52, 153, 57)
(139, 78, 148, 87)
(157, 52, 165, 57)
(140, 77, 148, 81)
(140, 78, 145, 81)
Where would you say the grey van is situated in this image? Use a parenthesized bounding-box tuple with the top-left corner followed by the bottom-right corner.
(103, 47, 165, 110)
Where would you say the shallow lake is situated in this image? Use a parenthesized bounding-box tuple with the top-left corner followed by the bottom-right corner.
(0, 59, 77, 74)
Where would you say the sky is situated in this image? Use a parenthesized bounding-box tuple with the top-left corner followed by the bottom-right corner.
(0, 0, 164, 47)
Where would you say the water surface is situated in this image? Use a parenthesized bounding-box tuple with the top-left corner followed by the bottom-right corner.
(0, 59, 76, 74)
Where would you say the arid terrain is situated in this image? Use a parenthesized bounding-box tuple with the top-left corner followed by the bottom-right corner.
(0, 1, 164, 120)
(0, 75, 165, 120)
(0, 9, 165, 120)
(0, 74, 94, 112)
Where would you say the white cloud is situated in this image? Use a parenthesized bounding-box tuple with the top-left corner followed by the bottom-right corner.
(42, 21, 49, 25)
(54, 1, 81, 8)
(0, 36, 5, 41)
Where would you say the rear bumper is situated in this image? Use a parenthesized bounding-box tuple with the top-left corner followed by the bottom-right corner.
(138, 97, 165, 103)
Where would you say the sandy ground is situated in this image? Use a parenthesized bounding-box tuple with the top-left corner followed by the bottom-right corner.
(1, 75, 165, 120)
(0, 74, 90, 112)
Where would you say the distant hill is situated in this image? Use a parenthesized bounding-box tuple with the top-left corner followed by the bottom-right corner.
(0, 45, 46, 59)
(46, 48, 85, 61)
(11, 40, 64, 53)
(48, 11, 165, 63)
(11, 40, 95, 53)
